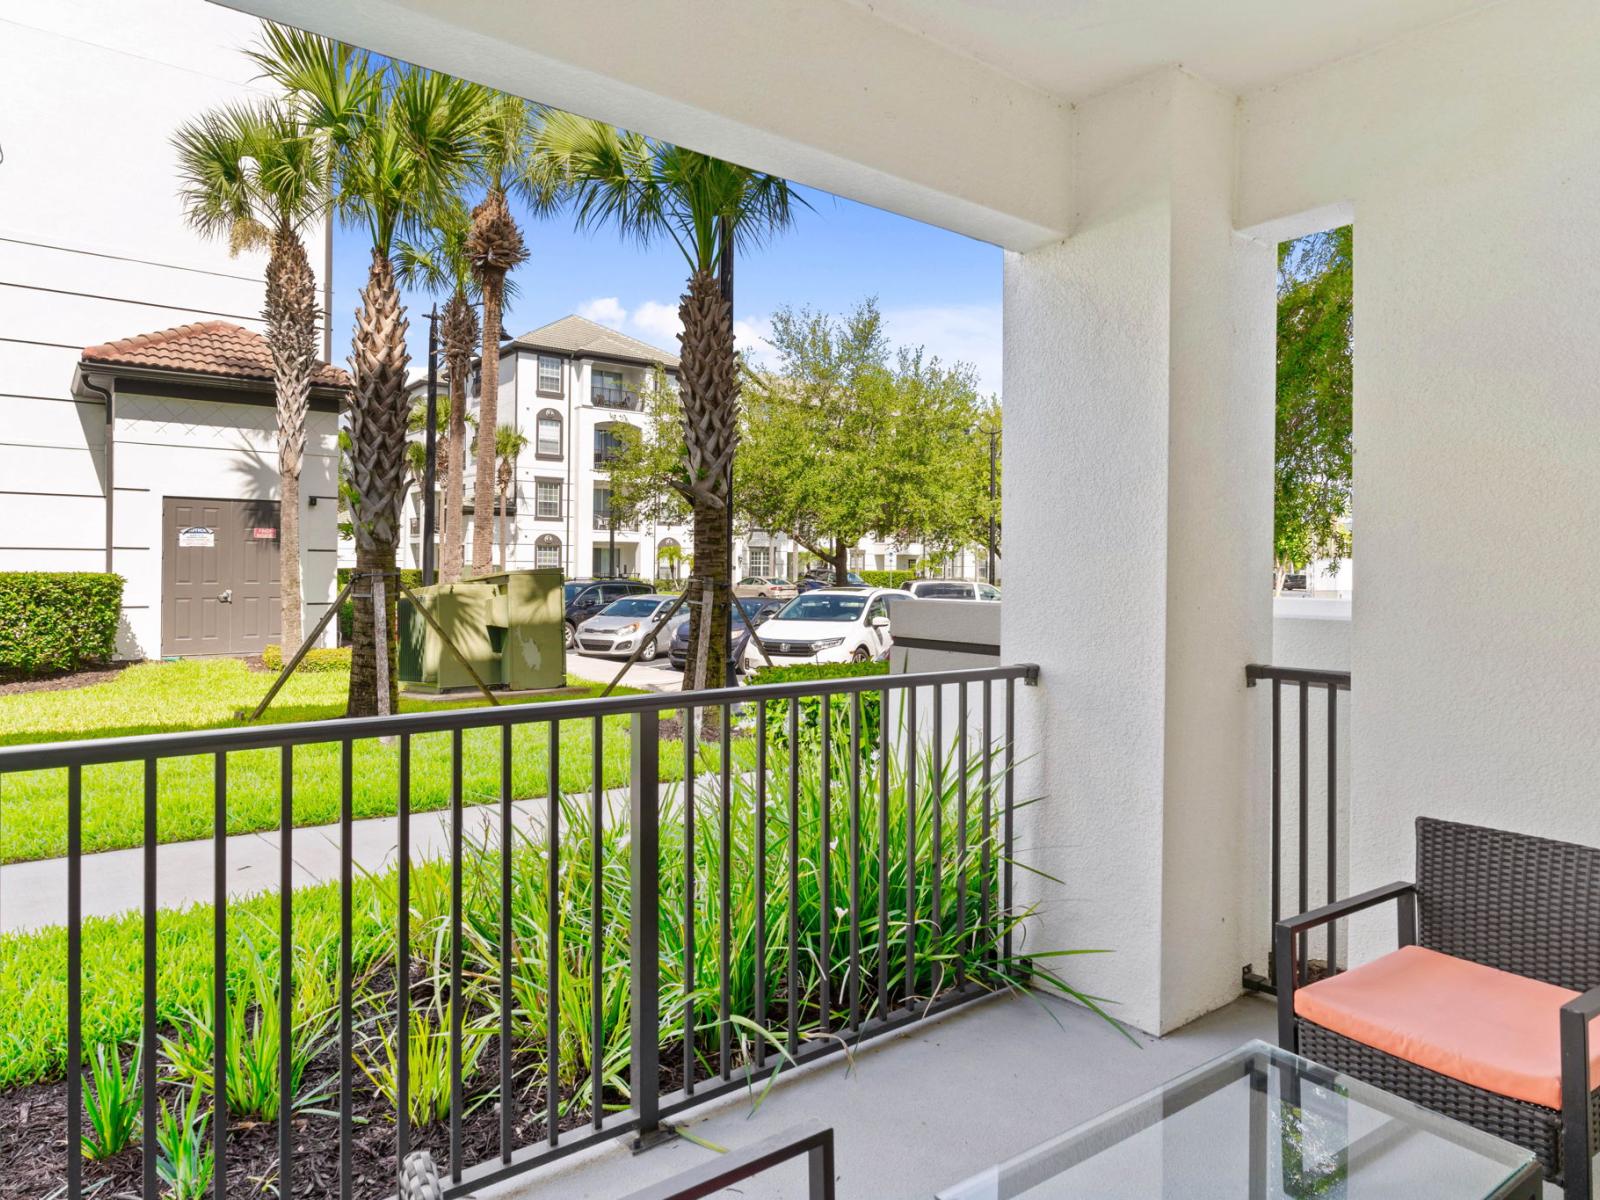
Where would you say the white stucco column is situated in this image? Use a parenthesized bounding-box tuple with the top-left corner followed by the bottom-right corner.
(1003, 69, 1275, 1035)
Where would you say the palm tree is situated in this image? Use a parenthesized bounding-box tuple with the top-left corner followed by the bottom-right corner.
(254, 26, 483, 715)
(530, 112, 800, 688)
(467, 95, 533, 576)
(173, 98, 325, 653)
(397, 198, 479, 582)
(493, 426, 529, 571)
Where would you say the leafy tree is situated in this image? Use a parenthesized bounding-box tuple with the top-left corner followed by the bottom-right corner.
(1276, 226, 1353, 592)
(532, 113, 800, 688)
(174, 98, 325, 651)
(739, 300, 994, 582)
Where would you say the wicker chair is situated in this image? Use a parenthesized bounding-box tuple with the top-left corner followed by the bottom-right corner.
(1276, 817, 1600, 1197)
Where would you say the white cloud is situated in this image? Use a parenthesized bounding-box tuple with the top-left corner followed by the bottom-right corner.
(734, 315, 779, 368)
(880, 303, 1003, 398)
(577, 296, 627, 330)
(629, 299, 683, 346)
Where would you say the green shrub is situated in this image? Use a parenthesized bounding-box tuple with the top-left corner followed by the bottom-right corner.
(858, 570, 915, 590)
(260, 643, 351, 673)
(653, 577, 686, 593)
(0, 572, 124, 675)
(81, 1042, 142, 1160)
(750, 661, 888, 758)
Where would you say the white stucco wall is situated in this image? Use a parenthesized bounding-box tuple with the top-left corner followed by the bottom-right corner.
(0, 0, 334, 655)
(1238, 0, 1600, 964)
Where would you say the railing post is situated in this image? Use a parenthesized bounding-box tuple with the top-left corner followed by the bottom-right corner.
(630, 709, 666, 1149)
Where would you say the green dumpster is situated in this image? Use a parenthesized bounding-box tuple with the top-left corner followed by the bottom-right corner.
(398, 568, 566, 693)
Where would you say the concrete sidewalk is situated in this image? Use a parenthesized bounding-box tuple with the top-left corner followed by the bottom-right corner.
(0, 794, 559, 935)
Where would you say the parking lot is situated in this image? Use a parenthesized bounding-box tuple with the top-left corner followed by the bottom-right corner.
(564, 647, 684, 692)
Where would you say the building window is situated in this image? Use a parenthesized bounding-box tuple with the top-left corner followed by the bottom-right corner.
(534, 479, 561, 520)
(536, 409, 562, 459)
(538, 355, 562, 396)
(593, 484, 612, 529)
(535, 533, 561, 568)
(749, 546, 771, 576)
(594, 423, 627, 468)
(657, 537, 682, 580)
(848, 547, 865, 570)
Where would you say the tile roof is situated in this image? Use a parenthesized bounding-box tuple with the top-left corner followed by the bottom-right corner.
(510, 314, 680, 369)
(82, 321, 349, 388)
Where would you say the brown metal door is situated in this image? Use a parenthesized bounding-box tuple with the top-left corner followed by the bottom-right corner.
(162, 497, 281, 657)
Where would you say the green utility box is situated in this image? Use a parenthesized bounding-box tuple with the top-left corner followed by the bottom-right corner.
(398, 569, 566, 693)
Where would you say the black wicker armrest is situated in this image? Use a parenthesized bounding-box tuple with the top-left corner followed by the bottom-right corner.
(1560, 986, 1600, 1198)
(1275, 881, 1417, 1050)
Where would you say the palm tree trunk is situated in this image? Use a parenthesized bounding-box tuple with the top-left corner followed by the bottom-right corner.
(264, 224, 317, 652)
(677, 267, 738, 691)
(471, 274, 503, 575)
(440, 291, 476, 584)
(498, 488, 508, 572)
(346, 249, 409, 717)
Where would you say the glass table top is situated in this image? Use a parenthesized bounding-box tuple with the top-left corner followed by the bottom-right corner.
(937, 1039, 1540, 1200)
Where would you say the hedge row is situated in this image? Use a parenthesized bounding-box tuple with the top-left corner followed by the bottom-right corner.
(0, 572, 124, 675)
(261, 643, 352, 673)
(749, 660, 889, 757)
(857, 570, 916, 589)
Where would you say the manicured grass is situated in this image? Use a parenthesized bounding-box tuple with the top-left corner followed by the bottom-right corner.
(0, 659, 684, 865)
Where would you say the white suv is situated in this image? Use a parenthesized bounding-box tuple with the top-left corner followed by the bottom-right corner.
(901, 579, 1000, 601)
(746, 588, 905, 665)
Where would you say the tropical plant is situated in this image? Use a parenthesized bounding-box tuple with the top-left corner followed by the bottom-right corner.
(174, 98, 326, 652)
(80, 1042, 142, 1161)
(155, 1087, 215, 1200)
(530, 112, 801, 688)
(494, 425, 529, 571)
(161, 928, 337, 1122)
(356, 988, 491, 1128)
(467, 94, 534, 575)
(252, 25, 484, 715)
(398, 196, 480, 582)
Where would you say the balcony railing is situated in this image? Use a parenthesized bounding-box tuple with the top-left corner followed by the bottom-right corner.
(1243, 663, 1352, 995)
(1, 662, 1035, 1200)
(591, 384, 641, 410)
(593, 511, 634, 531)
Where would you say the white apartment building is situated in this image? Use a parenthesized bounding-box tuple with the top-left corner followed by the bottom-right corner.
(398, 314, 995, 586)
(0, 0, 340, 659)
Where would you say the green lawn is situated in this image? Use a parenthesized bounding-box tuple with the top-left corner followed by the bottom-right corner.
(0, 658, 691, 865)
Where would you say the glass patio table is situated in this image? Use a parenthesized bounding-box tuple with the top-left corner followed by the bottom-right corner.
(938, 1039, 1541, 1199)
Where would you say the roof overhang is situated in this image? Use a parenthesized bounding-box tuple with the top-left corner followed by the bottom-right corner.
(73, 360, 345, 412)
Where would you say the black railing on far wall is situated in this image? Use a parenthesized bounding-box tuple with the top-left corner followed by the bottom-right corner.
(2, 663, 1034, 1200)
(1243, 663, 1352, 995)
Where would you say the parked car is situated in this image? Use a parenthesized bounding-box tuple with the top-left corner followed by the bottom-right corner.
(667, 598, 784, 671)
(734, 575, 797, 599)
(562, 578, 654, 649)
(573, 594, 678, 661)
(797, 569, 868, 593)
(747, 588, 904, 665)
(900, 579, 1001, 601)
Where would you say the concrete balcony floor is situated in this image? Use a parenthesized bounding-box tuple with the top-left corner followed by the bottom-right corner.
(481, 992, 1284, 1199)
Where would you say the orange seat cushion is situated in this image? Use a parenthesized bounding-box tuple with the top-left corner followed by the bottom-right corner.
(1294, 944, 1600, 1109)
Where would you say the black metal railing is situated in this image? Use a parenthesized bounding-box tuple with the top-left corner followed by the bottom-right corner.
(1243, 663, 1352, 995)
(592, 385, 641, 410)
(1, 663, 1034, 1200)
(619, 1120, 835, 1200)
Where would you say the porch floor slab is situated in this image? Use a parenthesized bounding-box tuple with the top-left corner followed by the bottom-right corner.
(479, 992, 1284, 1199)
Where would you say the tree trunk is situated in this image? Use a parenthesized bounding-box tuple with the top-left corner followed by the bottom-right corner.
(345, 249, 409, 717)
(498, 488, 508, 572)
(832, 537, 848, 585)
(470, 276, 502, 575)
(440, 291, 477, 584)
(677, 267, 739, 691)
(264, 224, 317, 652)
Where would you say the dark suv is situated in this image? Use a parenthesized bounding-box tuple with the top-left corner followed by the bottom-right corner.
(562, 578, 653, 648)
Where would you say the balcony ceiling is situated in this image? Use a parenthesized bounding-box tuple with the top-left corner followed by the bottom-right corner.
(842, 0, 1498, 99)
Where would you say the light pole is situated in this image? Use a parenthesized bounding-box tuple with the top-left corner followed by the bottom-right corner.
(421, 305, 440, 586)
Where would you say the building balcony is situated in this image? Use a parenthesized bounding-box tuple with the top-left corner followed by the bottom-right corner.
(591, 384, 641, 410)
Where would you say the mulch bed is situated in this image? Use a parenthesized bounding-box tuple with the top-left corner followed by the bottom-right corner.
(0, 661, 138, 697)
(0, 1035, 710, 1200)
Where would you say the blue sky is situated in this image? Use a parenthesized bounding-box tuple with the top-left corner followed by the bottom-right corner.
(329, 183, 1003, 398)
